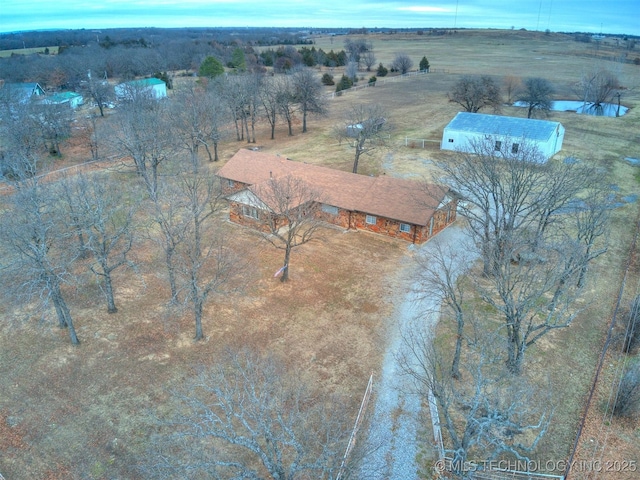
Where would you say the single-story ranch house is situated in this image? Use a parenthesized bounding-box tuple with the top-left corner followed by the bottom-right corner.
(217, 149, 457, 244)
(441, 112, 564, 162)
(115, 78, 167, 101)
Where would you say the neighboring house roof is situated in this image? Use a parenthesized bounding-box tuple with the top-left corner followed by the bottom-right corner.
(3, 82, 45, 103)
(445, 112, 561, 142)
(218, 149, 447, 226)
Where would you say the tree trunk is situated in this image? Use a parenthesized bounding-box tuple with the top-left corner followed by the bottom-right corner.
(52, 282, 79, 345)
(506, 324, 523, 375)
(451, 312, 464, 379)
(194, 297, 204, 340)
(213, 141, 219, 162)
(166, 246, 178, 302)
(302, 107, 308, 133)
(352, 149, 362, 174)
(103, 271, 118, 314)
(280, 247, 291, 283)
(203, 142, 213, 162)
(286, 118, 293, 136)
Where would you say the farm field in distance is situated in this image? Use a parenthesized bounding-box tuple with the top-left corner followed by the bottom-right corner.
(1, 28, 639, 479)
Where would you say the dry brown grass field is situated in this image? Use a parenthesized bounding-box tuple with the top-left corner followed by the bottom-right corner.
(1, 29, 640, 479)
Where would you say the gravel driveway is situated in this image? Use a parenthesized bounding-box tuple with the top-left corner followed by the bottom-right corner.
(359, 222, 473, 479)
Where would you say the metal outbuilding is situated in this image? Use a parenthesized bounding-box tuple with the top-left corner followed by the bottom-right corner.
(441, 112, 564, 162)
(115, 78, 167, 101)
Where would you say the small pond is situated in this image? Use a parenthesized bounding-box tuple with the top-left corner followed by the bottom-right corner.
(513, 100, 628, 117)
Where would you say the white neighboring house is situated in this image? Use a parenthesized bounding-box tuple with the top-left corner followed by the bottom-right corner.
(441, 112, 565, 162)
(114, 78, 167, 101)
(42, 91, 84, 109)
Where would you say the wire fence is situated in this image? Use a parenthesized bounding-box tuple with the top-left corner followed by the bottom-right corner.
(442, 458, 565, 480)
(336, 373, 374, 480)
(404, 137, 441, 149)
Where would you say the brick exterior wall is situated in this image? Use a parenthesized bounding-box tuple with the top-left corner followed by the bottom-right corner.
(223, 180, 458, 244)
(221, 179, 249, 196)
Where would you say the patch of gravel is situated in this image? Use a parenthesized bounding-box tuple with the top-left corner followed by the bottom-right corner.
(359, 222, 474, 479)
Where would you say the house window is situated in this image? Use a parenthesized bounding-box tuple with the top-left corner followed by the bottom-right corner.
(511, 143, 519, 154)
(366, 215, 377, 225)
(400, 223, 411, 233)
(321, 204, 339, 215)
(242, 205, 259, 219)
(448, 138, 454, 143)
(227, 179, 235, 188)
(495, 140, 502, 151)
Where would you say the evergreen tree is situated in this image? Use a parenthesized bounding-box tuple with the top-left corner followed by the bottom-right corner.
(199, 56, 225, 78)
(419, 56, 430, 72)
(376, 63, 388, 77)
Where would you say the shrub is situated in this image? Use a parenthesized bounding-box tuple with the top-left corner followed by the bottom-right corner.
(335, 75, 353, 93)
(376, 63, 388, 77)
(321, 73, 335, 86)
(368, 76, 377, 86)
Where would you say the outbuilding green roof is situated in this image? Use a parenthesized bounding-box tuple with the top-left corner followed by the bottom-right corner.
(123, 78, 165, 87)
(47, 91, 82, 102)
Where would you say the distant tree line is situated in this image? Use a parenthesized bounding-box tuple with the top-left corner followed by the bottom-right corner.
(0, 27, 314, 51)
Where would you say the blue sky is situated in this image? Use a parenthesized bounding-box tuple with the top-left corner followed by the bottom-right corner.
(1, 1, 638, 36)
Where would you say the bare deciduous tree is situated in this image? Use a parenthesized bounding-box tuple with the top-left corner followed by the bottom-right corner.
(437, 137, 609, 373)
(400, 327, 551, 476)
(217, 73, 263, 144)
(414, 237, 478, 379)
(0, 103, 44, 179)
(145, 177, 189, 303)
(252, 175, 324, 282)
(275, 74, 297, 137)
(173, 171, 247, 340)
(574, 68, 620, 114)
(517, 77, 555, 118)
(448, 75, 502, 113)
(143, 348, 354, 479)
(362, 49, 377, 72)
(261, 75, 284, 140)
(391, 53, 413, 74)
(32, 102, 73, 156)
(59, 173, 139, 314)
(291, 66, 327, 134)
(344, 38, 371, 69)
(85, 69, 114, 117)
(170, 83, 215, 170)
(109, 95, 176, 198)
(337, 104, 390, 174)
(503, 75, 522, 104)
(345, 61, 359, 81)
(0, 179, 80, 344)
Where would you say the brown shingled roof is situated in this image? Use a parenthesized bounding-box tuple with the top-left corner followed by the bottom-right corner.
(217, 149, 447, 226)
